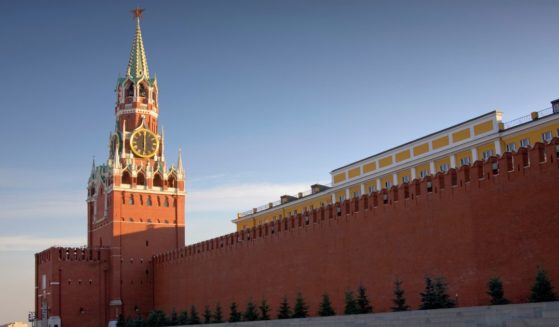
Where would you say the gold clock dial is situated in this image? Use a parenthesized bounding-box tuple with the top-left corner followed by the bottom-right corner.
(130, 128, 159, 158)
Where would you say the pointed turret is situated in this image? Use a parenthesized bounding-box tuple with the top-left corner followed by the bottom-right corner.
(113, 142, 121, 169)
(121, 120, 127, 159)
(177, 148, 184, 174)
(161, 127, 166, 162)
(126, 7, 149, 81)
(90, 157, 96, 177)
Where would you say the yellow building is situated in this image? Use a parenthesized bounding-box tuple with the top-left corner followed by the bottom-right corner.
(233, 100, 559, 230)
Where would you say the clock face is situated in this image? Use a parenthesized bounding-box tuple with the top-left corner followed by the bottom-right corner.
(130, 128, 159, 158)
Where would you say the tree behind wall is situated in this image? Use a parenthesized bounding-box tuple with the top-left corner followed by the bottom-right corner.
(530, 267, 557, 302)
(189, 305, 200, 324)
(213, 304, 223, 323)
(244, 299, 259, 321)
(168, 308, 178, 326)
(391, 278, 410, 312)
(146, 309, 167, 327)
(487, 277, 509, 305)
(203, 305, 212, 324)
(259, 299, 271, 320)
(277, 296, 292, 319)
(178, 310, 188, 325)
(420, 276, 455, 309)
(344, 290, 359, 315)
(318, 293, 336, 316)
(116, 314, 126, 327)
(229, 302, 241, 322)
(356, 285, 373, 314)
(293, 292, 309, 318)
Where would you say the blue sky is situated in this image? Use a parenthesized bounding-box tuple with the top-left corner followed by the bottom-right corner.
(1, 0, 559, 323)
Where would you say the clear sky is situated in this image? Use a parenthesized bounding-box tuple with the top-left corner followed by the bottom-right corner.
(1, 0, 559, 323)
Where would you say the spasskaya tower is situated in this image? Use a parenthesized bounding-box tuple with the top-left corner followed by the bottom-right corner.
(35, 8, 186, 327)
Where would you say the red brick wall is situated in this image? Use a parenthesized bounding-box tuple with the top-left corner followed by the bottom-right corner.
(153, 141, 559, 317)
(35, 248, 110, 327)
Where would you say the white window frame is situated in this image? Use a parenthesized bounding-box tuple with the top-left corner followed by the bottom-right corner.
(420, 170, 429, 178)
(440, 163, 449, 173)
(506, 143, 516, 152)
(542, 131, 552, 142)
(402, 175, 410, 183)
(460, 157, 470, 166)
(520, 138, 530, 147)
(482, 150, 493, 160)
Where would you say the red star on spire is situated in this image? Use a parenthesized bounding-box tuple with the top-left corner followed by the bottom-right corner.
(132, 7, 144, 19)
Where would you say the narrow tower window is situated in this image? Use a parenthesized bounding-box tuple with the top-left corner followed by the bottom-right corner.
(126, 83, 134, 97)
(122, 171, 131, 184)
(137, 173, 146, 186)
(146, 196, 152, 206)
(168, 175, 176, 188)
(139, 83, 147, 97)
(153, 174, 163, 188)
(128, 195, 134, 205)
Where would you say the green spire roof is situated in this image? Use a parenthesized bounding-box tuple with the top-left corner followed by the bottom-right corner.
(126, 15, 149, 81)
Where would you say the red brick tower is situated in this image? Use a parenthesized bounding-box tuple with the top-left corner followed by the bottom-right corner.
(35, 8, 185, 327)
(86, 7, 186, 320)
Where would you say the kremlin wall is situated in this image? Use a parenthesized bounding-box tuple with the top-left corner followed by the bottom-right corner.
(152, 142, 559, 316)
(34, 9, 559, 327)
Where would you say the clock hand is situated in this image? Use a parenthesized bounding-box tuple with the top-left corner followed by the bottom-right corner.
(143, 132, 147, 152)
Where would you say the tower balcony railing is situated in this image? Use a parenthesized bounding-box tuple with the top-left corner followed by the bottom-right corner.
(503, 107, 554, 129)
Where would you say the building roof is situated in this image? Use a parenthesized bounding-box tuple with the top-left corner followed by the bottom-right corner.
(330, 111, 497, 174)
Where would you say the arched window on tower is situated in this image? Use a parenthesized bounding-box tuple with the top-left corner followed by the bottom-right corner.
(137, 173, 146, 187)
(153, 174, 163, 188)
(122, 171, 131, 185)
(146, 196, 152, 207)
(163, 197, 169, 207)
(128, 195, 134, 205)
(139, 83, 147, 97)
(126, 83, 134, 98)
(168, 175, 176, 188)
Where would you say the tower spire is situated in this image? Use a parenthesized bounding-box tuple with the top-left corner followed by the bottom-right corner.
(177, 148, 184, 174)
(126, 7, 149, 81)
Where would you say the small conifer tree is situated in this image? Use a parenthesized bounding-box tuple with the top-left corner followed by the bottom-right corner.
(318, 293, 335, 316)
(213, 304, 223, 323)
(391, 278, 409, 312)
(434, 277, 455, 309)
(293, 292, 309, 318)
(189, 305, 200, 324)
(356, 285, 373, 314)
(259, 299, 271, 320)
(420, 277, 436, 310)
(344, 290, 358, 315)
(203, 305, 212, 324)
(277, 296, 292, 319)
(487, 277, 509, 305)
(166, 308, 178, 326)
(228, 302, 241, 322)
(116, 314, 126, 327)
(178, 310, 188, 325)
(146, 309, 167, 327)
(530, 267, 557, 302)
(420, 276, 455, 309)
(243, 299, 259, 321)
